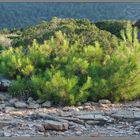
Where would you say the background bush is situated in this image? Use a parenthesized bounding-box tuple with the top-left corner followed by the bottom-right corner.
(13, 18, 119, 50)
(95, 20, 134, 39)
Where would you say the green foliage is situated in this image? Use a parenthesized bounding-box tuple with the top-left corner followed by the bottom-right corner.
(1, 24, 140, 105)
(95, 20, 133, 39)
(13, 18, 119, 49)
(1, 18, 140, 105)
(134, 19, 140, 29)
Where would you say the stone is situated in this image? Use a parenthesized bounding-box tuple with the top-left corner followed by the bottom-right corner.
(0, 131, 4, 137)
(86, 120, 100, 125)
(43, 120, 69, 131)
(0, 78, 11, 91)
(59, 112, 73, 117)
(35, 124, 45, 132)
(4, 106, 16, 113)
(84, 102, 91, 106)
(0, 121, 15, 129)
(75, 131, 83, 136)
(0, 93, 7, 101)
(14, 101, 28, 108)
(90, 132, 99, 137)
(77, 106, 84, 110)
(90, 102, 98, 106)
(135, 124, 140, 131)
(9, 111, 24, 116)
(0, 104, 5, 110)
(63, 106, 79, 112)
(4, 132, 12, 137)
(83, 106, 92, 111)
(27, 97, 34, 104)
(76, 114, 94, 120)
(28, 102, 40, 109)
(99, 99, 111, 104)
(36, 99, 45, 104)
(77, 102, 82, 106)
(134, 112, 140, 119)
(42, 101, 52, 108)
(132, 101, 140, 108)
(133, 121, 140, 126)
(111, 110, 138, 120)
(94, 114, 109, 121)
(58, 117, 85, 125)
(9, 98, 18, 105)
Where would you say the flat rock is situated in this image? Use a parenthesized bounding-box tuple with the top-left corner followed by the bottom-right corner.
(86, 120, 101, 125)
(63, 106, 79, 112)
(0, 131, 4, 137)
(9, 98, 18, 105)
(111, 110, 140, 121)
(35, 124, 45, 132)
(28, 103, 40, 109)
(84, 102, 91, 106)
(99, 99, 111, 104)
(76, 114, 109, 122)
(0, 121, 15, 129)
(0, 93, 7, 101)
(14, 101, 28, 108)
(58, 117, 84, 125)
(42, 101, 52, 108)
(4, 106, 16, 113)
(43, 120, 69, 131)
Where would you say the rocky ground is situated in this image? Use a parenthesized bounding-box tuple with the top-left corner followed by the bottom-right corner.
(0, 79, 140, 137)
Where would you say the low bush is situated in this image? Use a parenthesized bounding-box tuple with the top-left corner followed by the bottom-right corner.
(1, 25, 140, 105)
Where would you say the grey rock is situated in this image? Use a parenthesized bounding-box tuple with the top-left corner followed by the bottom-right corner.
(0, 78, 11, 91)
(58, 117, 85, 125)
(84, 102, 91, 106)
(27, 97, 34, 104)
(76, 113, 109, 122)
(0, 131, 4, 137)
(77, 114, 94, 120)
(0, 121, 15, 129)
(77, 102, 82, 106)
(75, 131, 83, 136)
(63, 106, 79, 112)
(99, 99, 111, 104)
(4, 106, 16, 113)
(0, 93, 6, 101)
(9, 98, 18, 105)
(42, 101, 52, 108)
(35, 124, 45, 132)
(14, 101, 28, 108)
(111, 110, 140, 121)
(134, 112, 140, 119)
(0, 103, 5, 110)
(28, 102, 40, 109)
(90, 132, 99, 137)
(133, 121, 140, 126)
(75, 111, 104, 116)
(86, 120, 101, 125)
(43, 120, 69, 131)
(36, 99, 45, 104)
(77, 106, 84, 110)
(4, 132, 12, 137)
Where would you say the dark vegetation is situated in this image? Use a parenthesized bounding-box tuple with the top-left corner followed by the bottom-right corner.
(1, 17, 140, 105)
